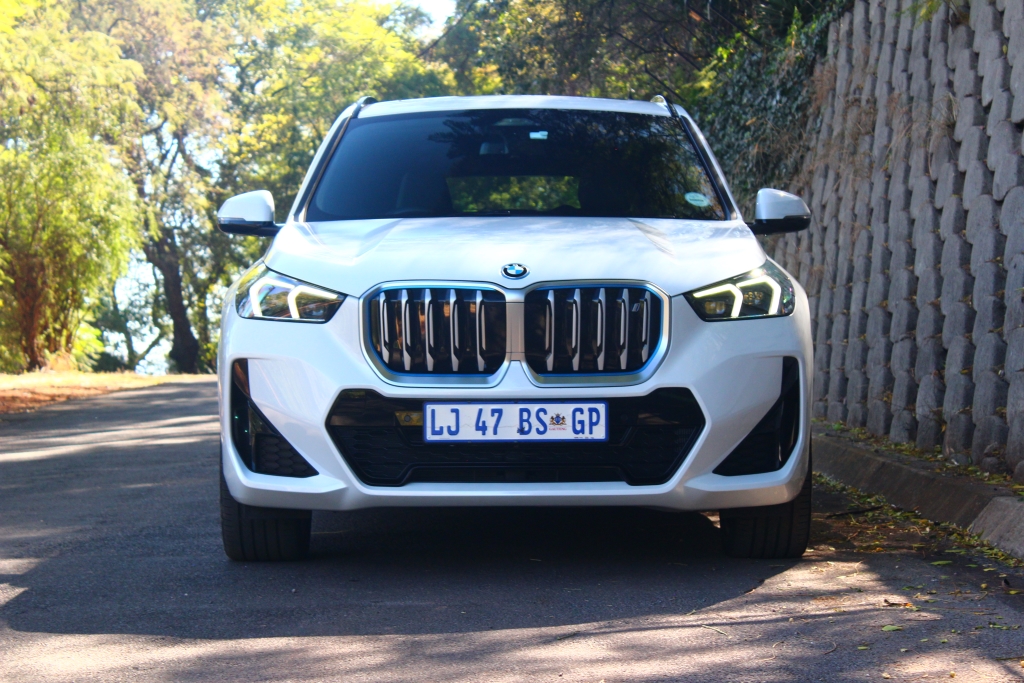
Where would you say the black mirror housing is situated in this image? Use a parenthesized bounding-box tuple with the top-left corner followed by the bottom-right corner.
(748, 215, 812, 235)
(217, 218, 281, 237)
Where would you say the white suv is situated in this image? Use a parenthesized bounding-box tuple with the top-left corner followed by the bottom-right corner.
(216, 95, 813, 562)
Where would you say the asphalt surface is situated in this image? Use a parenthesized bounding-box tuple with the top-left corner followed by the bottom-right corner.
(0, 379, 1022, 682)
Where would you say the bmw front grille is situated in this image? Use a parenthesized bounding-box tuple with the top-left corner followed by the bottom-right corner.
(365, 283, 666, 381)
(369, 287, 507, 375)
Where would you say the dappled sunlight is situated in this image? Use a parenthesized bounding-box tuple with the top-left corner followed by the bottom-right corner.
(1, 365, 1022, 682)
(1, 413, 218, 464)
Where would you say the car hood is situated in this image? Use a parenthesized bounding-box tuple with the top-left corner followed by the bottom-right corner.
(263, 217, 766, 297)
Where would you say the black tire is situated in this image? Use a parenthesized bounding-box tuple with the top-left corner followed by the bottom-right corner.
(220, 467, 312, 561)
(719, 459, 812, 559)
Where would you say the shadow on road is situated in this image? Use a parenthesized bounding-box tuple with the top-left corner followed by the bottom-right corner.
(0, 381, 794, 643)
(2, 500, 790, 640)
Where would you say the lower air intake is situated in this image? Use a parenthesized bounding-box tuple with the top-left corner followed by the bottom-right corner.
(254, 434, 318, 478)
(713, 357, 801, 476)
(327, 389, 704, 486)
(231, 360, 318, 479)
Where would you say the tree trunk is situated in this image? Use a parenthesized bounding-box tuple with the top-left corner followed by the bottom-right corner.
(144, 234, 199, 374)
(10, 255, 47, 370)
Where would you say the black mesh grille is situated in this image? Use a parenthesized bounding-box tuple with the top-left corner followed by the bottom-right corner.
(713, 357, 801, 476)
(368, 287, 506, 374)
(254, 434, 318, 478)
(524, 286, 661, 375)
(327, 389, 704, 486)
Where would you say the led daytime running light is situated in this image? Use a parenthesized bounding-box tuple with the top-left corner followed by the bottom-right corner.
(248, 277, 338, 319)
(684, 260, 795, 322)
(692, 283, 743, 318)
(235, 262, 345, 323)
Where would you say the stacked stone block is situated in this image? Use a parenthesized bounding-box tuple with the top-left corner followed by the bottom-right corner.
(780, 0, 1024, 476)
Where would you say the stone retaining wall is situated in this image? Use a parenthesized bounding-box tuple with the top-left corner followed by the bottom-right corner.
(770, 0, 1024, 476)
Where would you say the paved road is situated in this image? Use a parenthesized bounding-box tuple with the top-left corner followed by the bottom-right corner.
(1, 380, 1022, 682)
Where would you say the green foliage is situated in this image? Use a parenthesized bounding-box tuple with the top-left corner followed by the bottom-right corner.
(220, 0, 456, 218)
(435, 0, 835, 98)
(691, 3, 848, 212)
(0, 0, 141, 370)
(905, 0, 964, 24)
(438, 0, 849, 212)
(0, 0, 854, 375)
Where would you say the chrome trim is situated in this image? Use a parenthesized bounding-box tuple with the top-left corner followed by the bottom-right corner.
(400, 289, 412, 372)
(641, 290, 653, 362)
(424, 288, 435, 371)
(568, 288, 581, 371)
(616, 289, 629, 370)
(448, 288, 460, 372)
(594, 287, 606, 372)
(359, 280, 670, 388)
(475, 289, 486, 372)
(544, 289, 556, 372)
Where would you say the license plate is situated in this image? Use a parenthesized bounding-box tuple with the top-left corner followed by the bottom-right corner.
(423, 402, 609, 442)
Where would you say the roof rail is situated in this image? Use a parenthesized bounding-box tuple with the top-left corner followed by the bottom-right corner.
(352, 95, 378, 119)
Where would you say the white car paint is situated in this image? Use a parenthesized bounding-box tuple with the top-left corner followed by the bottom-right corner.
(218, 95, 813, 512)
(754, 188, 811, 222)
(218, 190, 275, 224)
(267, 217, 765, 299)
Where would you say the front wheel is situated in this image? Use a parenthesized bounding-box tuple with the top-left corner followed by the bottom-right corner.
(220, 467, 312, 561)
(719, 459, 812, 559)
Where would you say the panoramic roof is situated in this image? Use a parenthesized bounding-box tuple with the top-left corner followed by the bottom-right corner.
(357, 95, 675, 119)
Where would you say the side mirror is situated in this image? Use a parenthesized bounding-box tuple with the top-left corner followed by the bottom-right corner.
(217, 191, 280, 237)
(749, 189, 811, 235)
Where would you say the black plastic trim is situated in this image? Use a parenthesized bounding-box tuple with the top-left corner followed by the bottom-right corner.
(749, 215, 812, 235)
(217, 218, 282, 237)
(326, 388, 705, 487)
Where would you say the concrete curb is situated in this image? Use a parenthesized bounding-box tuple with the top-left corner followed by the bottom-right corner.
(812, 432, 1024, 560)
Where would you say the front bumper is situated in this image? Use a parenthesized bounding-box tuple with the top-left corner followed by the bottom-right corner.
(218, 287, 813, 512)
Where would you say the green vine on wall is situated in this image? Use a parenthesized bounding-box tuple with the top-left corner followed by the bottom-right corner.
(687, 2, 849, 214)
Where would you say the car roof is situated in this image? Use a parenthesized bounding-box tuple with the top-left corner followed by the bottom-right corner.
(357, 95, 678, 119)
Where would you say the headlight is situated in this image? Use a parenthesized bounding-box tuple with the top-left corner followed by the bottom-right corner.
(684, 260, 795, 321)
(235, 263, 345, 322)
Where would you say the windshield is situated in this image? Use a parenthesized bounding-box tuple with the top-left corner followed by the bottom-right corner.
(306, 109, 726, 221)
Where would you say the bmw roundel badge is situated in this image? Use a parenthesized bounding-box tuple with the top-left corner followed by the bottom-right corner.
(501, 263, 528, 279)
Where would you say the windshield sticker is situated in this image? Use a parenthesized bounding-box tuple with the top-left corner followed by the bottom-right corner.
(685, 192, 711, 208)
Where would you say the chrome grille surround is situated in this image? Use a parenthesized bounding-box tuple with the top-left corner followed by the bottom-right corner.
(361, 281, 669, 387)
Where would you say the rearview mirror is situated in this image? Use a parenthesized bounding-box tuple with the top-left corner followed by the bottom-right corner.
(217, 191, 280, 237)
(749, 189, 811, 235)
